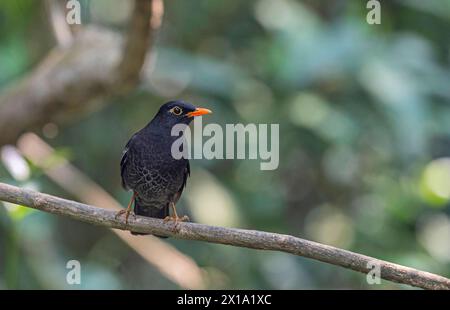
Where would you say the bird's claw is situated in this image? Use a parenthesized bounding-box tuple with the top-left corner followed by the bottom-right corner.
(115, 209, 126, 219)
(115, 209, 135, 224)
(163, 215, 190, 223)
(180, 215, 190, 222)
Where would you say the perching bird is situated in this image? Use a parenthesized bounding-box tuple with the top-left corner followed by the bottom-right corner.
(117, 100, 212, 236)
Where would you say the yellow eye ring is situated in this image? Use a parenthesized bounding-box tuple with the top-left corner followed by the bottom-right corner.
(171, 106, 183, 115)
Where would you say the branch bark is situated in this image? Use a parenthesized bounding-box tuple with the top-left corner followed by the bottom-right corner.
(0, 182, 449, 290)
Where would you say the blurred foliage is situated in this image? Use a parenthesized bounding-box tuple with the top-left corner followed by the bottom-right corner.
(1, 0, 450, 289)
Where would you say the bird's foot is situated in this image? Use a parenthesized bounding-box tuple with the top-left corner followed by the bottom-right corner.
(115, 209, 135, 224)
(163, 215, 190, 223)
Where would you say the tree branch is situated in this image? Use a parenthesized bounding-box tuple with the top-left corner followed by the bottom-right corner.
(45, 0, 74, 48)
(116, 0, 162, 87)
(0, 0, 161, 146)
(0, 182, 449, 290)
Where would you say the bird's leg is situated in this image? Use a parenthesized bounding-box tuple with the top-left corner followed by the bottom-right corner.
(115, 192, 136, 224)
(164, 202, 189, 223)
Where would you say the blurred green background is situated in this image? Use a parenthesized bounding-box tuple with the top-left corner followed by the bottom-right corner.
(0, 0, 450, 289)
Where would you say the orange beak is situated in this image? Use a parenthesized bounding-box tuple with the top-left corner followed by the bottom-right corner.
(186, 107, 212, 117)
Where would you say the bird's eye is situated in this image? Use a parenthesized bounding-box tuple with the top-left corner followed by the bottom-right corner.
(171, 106, 183, 115)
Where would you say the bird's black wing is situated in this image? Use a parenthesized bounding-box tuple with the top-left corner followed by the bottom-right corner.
(120, 134, 136, 190)
(173, 160, 190, 204)
(183, 160, 190, 189)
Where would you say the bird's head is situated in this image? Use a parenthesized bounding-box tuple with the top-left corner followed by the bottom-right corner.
(153, 100, 212, 128)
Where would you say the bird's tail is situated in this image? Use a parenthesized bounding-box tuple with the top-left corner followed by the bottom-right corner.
(131, 199, 169, 238)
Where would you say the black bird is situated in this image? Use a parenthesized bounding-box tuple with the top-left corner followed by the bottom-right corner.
(117, 100, 212, 235)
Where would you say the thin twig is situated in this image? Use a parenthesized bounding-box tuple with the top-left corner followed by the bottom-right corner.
(45, 0, 74, 47)
(0, 182, 449, 290)
(116, 0, 162, 87)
